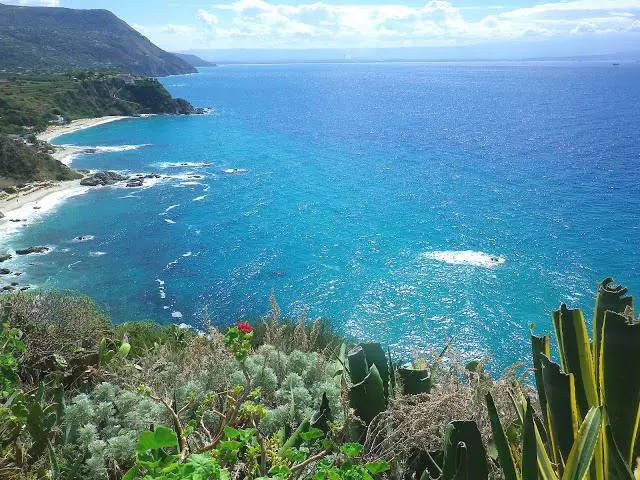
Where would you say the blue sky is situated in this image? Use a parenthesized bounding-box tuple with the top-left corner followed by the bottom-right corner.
(6, 0, 640, 55)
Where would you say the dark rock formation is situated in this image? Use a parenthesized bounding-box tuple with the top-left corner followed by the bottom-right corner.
(15, 246, 49, 255)
(81, 171, 128, 186)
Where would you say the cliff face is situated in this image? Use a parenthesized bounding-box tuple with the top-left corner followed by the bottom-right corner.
(0, 3, 196, 77)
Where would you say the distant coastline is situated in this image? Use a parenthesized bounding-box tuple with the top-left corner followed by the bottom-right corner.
(0, 116, 139, 233)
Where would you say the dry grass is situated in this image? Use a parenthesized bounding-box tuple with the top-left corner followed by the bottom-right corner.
(251, 294, 345, 357)
(365, 347, 529, 474)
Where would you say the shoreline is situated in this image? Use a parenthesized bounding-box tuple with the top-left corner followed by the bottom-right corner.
(38, 116, 133, 165)
(1, 116, 136, 235)
(0, 179, 89, 238)
(37, 115, 132, 143)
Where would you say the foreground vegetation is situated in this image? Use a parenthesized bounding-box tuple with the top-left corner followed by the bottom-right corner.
(1, 279, 639, 479)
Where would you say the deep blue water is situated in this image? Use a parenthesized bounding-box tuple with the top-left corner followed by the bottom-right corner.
(2, 62, 639, 368)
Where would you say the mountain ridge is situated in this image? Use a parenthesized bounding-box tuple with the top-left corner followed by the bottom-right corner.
(0, 3, 196, 77)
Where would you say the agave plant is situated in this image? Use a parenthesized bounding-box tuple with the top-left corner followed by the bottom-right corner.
(488, 277, 640, 480)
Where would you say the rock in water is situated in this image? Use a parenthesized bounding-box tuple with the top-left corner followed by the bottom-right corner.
(0, 268, 10, 275)
(81, 171, 128, 186)
(0, 254, 11, 262)
(15, 246, 49, 255)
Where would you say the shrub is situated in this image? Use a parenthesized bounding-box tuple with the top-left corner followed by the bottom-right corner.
(0, 291, 110, 383)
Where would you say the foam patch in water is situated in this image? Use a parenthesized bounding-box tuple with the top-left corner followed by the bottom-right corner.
(423, 250, 505, 268)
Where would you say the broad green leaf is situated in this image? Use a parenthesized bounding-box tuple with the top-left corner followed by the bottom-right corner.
(342, 443, 364, 457)
(562, 407, 601, 480)
(137, 427, 178, 453)
(223, 426, 240, 440)
(485, 392, 519, 480)
(366, 460, 391, 475)
(300, 427, 324, 442)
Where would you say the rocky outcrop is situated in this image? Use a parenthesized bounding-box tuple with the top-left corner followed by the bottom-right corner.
(81, 171, 128, 186)
(0, 254, 11, 262)
(15, 246, 49, 255)
(0, 268, 10, 275)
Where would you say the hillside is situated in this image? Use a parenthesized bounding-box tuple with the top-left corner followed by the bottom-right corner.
(174, 53, 217, 67)
(0, 135, 81, 189)
(0, 3, 196, 77)
(0, 72, 200, 136)
(0, 72, 202, 186)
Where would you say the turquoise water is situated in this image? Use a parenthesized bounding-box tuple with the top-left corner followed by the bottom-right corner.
(3, 62, 640, 368)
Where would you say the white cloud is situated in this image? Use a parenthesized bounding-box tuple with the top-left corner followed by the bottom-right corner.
(198, 9, 219, 27)
(2, 0, 60, 5)
(136, 0, 640, 50)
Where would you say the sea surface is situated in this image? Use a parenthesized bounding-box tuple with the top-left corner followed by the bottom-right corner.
(2, 62, 639, 369)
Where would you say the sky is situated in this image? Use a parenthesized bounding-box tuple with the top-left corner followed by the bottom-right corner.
(4, 0, 640, 57)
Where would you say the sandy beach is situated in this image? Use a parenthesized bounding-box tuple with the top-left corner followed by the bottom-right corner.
(0, 116, 133, 229)
(37, 115, 131, 143)
(37, 116, 133, 165)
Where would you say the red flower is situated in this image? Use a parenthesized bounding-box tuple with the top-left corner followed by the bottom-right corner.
(237, 322, 252, 334)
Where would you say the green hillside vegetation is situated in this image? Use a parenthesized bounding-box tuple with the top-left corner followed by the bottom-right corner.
(0, 72, 199, 136)
(1, 278, 639, 479)
(0, 136, 81, 189)
(0, 72, 201, 186)
(0, 3, 195, 77)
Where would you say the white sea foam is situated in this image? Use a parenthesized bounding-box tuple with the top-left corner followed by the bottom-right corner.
(62, 144, 151, 153)
(164, 219, 176, 224)
(423, 250, 505, 268)
(0, 185, 89, 239)
(182, 252, 192, 257)
(67, 260, 82, 270)
(192, 195, 207, 202)
(72, 235, 94, 242)
(89, 251, 107, 257)
(156, 279, 166, 299)
(163, 162, 212, 168)
(179, 181, 202, 187)
(223, 168, 247, 174)
(171, 311, 183, 319)
(159, 204, 180, 216)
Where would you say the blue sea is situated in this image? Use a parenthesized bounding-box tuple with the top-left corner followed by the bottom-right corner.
(2, 62, 639, 368)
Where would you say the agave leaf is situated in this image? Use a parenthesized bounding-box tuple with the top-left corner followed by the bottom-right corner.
(348, 364, 386, 426)
(282, 419, 310, 449)
(561, 407, 601, 480)
(531, 332, 551, 428)
(593, 278, 633, 381)
(361, 343, 390, 400)
(522, 399, 538, 480)
(604, 424, 635, 479)
(485, 392, 519, 480)
(398, 366, 432, 395)
(441, 421, 488, 480)
(599, 310, 640, 464)
(534, 421, 560, 480)
(347, 345, 369, 384)
(541, 354, 579, 468)
(552, 305, 599, 418)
